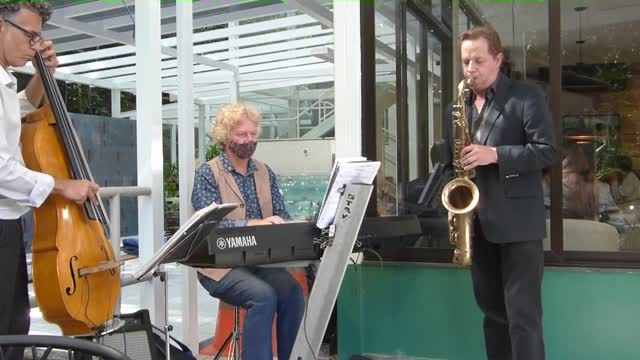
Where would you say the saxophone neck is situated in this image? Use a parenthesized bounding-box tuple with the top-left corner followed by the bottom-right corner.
(457, 169, 475, 179)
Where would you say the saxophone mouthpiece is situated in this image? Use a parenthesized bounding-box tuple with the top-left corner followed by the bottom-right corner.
(466, 77, 475, 87)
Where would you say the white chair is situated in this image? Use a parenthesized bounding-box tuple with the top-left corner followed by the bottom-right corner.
(543, 218, 619, 251)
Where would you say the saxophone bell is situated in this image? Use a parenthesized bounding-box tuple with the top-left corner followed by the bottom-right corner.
(442, 177, 479, 267)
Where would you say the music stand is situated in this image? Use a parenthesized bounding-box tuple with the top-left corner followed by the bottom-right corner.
(131, 202, 238, 360)
(418, 162, 445, 206)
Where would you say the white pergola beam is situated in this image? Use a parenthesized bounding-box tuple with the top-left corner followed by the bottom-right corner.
(58, 12, 318, 65)
(54, 3, 294, 54)
(160, 63, 334, 90)
(12, 64, 125, 90)
(53, 0, 135, 19)
(194, 75, 334, 103)
(58, 14, 319, 73)
(58, 35, 333, 82)
(160, 98, 291, 118)
(284, 0, 333, 27)
(65, 26, 329, 79)
(47, 0, 240, 40)
(113, 56, 324, 85)
(49, 14, 236, 72)
(86, 43, 330, 82)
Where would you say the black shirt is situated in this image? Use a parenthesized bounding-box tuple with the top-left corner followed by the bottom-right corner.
(466, 77, 499, 142)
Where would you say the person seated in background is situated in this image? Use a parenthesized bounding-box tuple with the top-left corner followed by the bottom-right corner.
(562, 143, 598, 220)
(191, 103, 304, 360)
(609, 155, 640, 205)
(560, 143, 625, 226)
(542, 167, 551, 216)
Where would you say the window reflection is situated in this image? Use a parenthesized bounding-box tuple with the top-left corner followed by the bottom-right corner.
(407, 0, 549, 251)
(375, 0, 398, 216)
(370, 0, 640, 255)
(560, 1, 640, 252)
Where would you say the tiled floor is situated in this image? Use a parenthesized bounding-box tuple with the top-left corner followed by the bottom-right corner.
(28, 257, 220, 355)
(27, 257, 335, 360)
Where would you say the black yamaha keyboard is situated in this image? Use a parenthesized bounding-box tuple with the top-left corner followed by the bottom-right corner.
(179, 215, 422, 268)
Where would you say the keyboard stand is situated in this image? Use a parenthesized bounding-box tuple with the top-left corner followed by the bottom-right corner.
(289, 183, 373, 360)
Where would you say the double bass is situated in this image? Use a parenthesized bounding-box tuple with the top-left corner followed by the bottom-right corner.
(20, 51, 121, 336)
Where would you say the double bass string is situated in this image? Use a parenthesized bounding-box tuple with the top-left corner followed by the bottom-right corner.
(35, 52, 111, 232)
(36, 52, 118, 330)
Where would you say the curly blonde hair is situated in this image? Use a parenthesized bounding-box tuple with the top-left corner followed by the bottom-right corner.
(209, 103, 261, 148)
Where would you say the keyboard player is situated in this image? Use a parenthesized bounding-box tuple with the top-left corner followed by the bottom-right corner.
(191, 103, 304, 360)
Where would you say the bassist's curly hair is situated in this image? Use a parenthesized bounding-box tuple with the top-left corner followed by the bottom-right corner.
(0, 1, 52, 24)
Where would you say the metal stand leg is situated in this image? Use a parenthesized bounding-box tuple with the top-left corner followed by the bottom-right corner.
(289, 184, 373, 360)
(213, 332, 233, 360)
(154, 269, 173, 360)
(213, 306, 242, 360)
(232, 306, 241, 360)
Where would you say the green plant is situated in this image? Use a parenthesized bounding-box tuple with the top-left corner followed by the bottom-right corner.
(205, 142, 221, 161)
(164, 162, 179, 199)
(163, 143, 219, 213)
(595, 128, 630, 182)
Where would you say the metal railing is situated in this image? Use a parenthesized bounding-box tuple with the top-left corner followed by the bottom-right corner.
(100, 186, 151, 258)
(296, 88, 335, 137)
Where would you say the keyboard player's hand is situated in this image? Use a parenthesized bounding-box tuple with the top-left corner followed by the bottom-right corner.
(248, 216, 286, 226)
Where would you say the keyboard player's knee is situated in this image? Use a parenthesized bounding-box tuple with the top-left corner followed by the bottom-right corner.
(247, 284, 278, 317)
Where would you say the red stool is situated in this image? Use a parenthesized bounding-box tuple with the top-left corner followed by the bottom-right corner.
(199, 269, 309, 357)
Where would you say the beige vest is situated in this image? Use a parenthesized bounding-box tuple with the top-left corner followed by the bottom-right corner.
(208, 156, 273, 220)
(197, 156, 274, 281)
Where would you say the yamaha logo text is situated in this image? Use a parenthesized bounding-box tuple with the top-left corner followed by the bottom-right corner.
(216, 235, 258, 250)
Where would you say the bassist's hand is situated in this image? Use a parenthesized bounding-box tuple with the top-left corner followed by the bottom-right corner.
(34, 40, 59, 72)
(52, 179, 99, 205)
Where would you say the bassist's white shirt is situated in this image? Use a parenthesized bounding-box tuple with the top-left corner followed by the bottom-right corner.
(0, 67, 53, 219)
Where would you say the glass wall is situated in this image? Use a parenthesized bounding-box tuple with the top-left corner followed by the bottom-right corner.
(559, 1, 640, 253)
(367, 0, 640, 264)
(375, 0, 399, 216)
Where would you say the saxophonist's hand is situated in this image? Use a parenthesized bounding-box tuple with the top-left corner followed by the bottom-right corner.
(461, 144, 497, 170)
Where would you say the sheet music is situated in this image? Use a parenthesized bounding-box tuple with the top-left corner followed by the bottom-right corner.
(131, 202, 238, 279)
(316, 158, 381, 229)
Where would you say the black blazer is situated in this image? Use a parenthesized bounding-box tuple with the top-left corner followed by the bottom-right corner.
(443, 73, 558, 243)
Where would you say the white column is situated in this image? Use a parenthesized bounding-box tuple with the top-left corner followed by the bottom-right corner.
(452, 1, 461, 89)
(176, 1, 199, 351)
(427, 47, 435, 171)
(408, 41, 418, 180)
(198, 104, 207, 165)
(333, 1, 361, 158)
(135, 0, 165, 327)
(229, 21, 240, 103)
(170, 124, 177, 165)
(111, 88, 121, 117)
(230, 72, 240, 102)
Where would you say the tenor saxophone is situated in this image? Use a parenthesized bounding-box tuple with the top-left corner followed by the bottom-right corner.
(441, 78, 480, 267)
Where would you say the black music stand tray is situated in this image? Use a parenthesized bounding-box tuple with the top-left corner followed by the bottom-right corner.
(131, 202, 238, 360)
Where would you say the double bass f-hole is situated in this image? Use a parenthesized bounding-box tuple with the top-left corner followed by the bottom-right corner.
(66, 256, 79, 296)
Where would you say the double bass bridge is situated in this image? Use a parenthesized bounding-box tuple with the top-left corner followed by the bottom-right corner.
(77, 260, 125, 277)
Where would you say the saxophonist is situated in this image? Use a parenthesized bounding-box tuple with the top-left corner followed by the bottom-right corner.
(442, 26, 557, 360)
